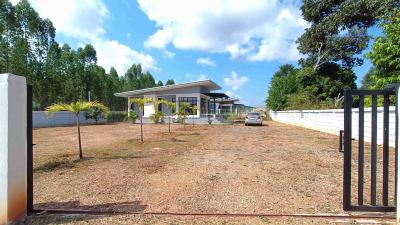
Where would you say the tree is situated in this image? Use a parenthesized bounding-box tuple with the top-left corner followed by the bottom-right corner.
(266, 64, 299, 111)
(46, 101, 109, 159)
(190, 105, 198, 127)
(84, 107, 104, 124)
(165, 79, 175, 85)
(129, 97, 153, 142)
(178, 102, 190, 129)
(150, 99, 164, 124)
(366, 10, 400, 88)
(157, 80, 163, 86)
(298, 0, 399, 70)
(164, 100, 176, 133)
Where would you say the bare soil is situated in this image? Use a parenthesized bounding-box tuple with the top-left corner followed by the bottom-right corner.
(26, 121, 395, 224)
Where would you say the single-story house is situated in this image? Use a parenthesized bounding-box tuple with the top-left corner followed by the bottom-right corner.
(114, 79, 240, 118)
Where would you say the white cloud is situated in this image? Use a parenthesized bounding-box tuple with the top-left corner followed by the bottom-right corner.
(196, 57, 216, 67)
(197, 74, 209, 81)
(93, 39, 157, 75)
(18, 0, 157, 75)
(138, 0, 308, 62)
(162, 50, 175, 59)
(224, 71, 248, 90)
(226, 90, 240, 99)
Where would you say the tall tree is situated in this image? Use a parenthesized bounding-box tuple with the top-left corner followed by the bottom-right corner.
(165, 79, 175, 85)
(366, 10, 400, 88)
(266, 64, 299, 111)
(298, 0, 399, 70)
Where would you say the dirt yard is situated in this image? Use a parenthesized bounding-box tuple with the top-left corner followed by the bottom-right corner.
(24, 121, 395, 224)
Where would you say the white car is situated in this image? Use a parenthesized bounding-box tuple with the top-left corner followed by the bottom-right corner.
(245, 112, 263, 126)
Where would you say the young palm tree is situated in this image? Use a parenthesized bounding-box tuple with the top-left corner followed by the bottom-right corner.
(179, 102, 190, 129)
(190, 105, 198, 127)
(164, 100, 176, 133)
(46, 101, 109, 159)
(129, 97, 153, 142)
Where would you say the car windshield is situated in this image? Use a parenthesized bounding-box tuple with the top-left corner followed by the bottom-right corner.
(247, 112, 260, 116)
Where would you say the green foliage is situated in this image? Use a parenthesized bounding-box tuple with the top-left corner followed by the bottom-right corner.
(178, 102, 190, 126)
(266, 64, 299, 111)
(298, 0, 398, 70)
(226, 113, 242, 125)
(165, 79, 175, 85)
(365, 10, 400, 89)
(46, 101, 109, 159)
(207, 115, 213, 125)
(106, 111, 127, 123)
(127, 111, 138, 123)
(0, 0, 174, 111)
(150, 111, 164, 124)
(84, 107, 104, 124)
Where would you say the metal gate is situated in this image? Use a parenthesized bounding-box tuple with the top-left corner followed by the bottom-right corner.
(27, 84, 34, 213)
(343, 87, 397, 212)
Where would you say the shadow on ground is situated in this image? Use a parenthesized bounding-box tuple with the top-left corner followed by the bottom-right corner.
(35, 200, 147, 213)
(21, 201, 147, 225)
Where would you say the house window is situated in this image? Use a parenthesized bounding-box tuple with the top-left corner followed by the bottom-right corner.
(158, 95, 176, 114)
(178, 97, 197, 115)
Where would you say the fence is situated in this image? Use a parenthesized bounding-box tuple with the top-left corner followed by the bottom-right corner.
(270, 107, 396, 147)
(33, 111, 105, 128)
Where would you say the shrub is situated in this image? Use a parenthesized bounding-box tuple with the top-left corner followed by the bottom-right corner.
(207, 115, 213, 125)
(150, 111, 164, 124)
(85, 107, 104, 124)
(126, 111, 138, 124)
(107, 111, 127, 123)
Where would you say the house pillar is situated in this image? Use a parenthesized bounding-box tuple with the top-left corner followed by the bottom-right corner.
(0, 74, 27, 225)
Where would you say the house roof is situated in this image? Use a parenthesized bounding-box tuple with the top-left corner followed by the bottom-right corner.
(201, 92, 229, 98)
(114, 79, 221, 97)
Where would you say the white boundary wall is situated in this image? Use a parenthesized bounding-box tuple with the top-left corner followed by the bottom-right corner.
(270, 107, 396, 147)
(33, 111, 105, 128)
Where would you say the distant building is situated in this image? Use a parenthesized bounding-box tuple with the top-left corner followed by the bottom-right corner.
(114, 79, 240, 118)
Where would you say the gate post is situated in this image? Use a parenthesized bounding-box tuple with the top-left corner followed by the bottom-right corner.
(0, 74, 27, 224)
(397, 85, 400, 224)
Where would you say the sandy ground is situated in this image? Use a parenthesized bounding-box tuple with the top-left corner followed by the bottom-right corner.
(25, 121, 395, 224)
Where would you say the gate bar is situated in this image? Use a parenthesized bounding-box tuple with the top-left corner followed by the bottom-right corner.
(27, 85, 33, 213)
(383, 94, 390, 206)
(343, 90, 352, 210)
(371, 95, 378, 206)
(358, 95, 364, 205)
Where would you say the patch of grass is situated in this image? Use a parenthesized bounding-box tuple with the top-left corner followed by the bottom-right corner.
(34, 160, 75, 173)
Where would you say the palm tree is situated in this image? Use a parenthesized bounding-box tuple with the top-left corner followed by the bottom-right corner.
(164, 100, 176, 133)
(46, 101, 109, 159)
(190, 105, 198, 127)
(129, 97, 153, 142)
(179, 102, 190, 129)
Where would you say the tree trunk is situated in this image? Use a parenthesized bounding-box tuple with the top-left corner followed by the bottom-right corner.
(192, 114, 194, 127)
(140, 107, 143, 142)
(76, 116, 83, 159)
(168, 113, 171, 133)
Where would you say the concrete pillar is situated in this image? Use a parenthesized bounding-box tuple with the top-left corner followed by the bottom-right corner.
(0, 74, 27, 225)
(397, 85, 400, 224)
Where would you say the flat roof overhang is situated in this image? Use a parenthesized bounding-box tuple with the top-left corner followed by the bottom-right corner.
(114, 79, 221, 98)
(201, 92, 229, 98)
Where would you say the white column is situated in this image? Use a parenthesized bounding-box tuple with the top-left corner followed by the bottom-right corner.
(0, 74, 27, 224)
(397, 85, 400, 224)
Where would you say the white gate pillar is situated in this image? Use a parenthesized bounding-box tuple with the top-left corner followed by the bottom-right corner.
(0, 74, 27, 224)
(397, 85, 400, 224)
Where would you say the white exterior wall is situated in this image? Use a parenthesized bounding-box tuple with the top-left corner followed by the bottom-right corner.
(270, 107, 396, 147)
(0, 74, 27, 224)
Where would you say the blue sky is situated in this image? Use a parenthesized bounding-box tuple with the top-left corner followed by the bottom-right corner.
(22, 0, 378, 107)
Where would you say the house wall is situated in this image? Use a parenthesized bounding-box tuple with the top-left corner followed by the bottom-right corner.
(128, 87, 205, 118)
(270, 107, 396, 147)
